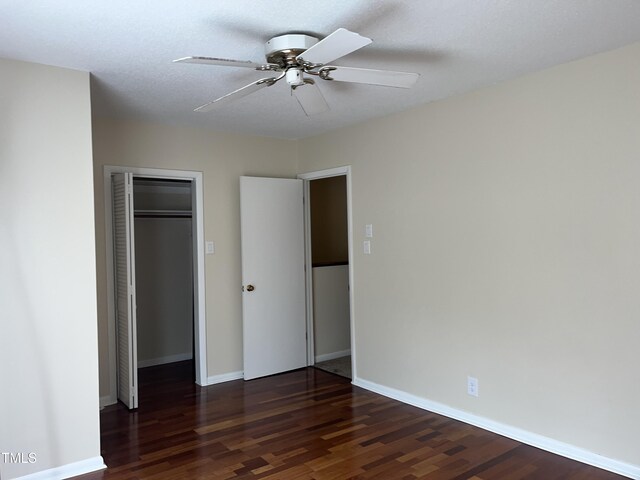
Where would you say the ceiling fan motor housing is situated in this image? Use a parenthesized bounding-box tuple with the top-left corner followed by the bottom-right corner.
(265, 34, 319, 66)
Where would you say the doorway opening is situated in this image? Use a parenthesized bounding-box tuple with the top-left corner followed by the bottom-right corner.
(299, 167, 355, 380)
(133, 177, 194, 381)
(103, 166, 207, 409)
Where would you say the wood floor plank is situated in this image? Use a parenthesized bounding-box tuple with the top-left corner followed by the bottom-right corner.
(75, 362, 624, 480)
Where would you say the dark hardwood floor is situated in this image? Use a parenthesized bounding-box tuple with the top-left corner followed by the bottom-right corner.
(77, 361, 623, 479)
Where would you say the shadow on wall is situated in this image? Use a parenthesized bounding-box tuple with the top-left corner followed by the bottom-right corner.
(1, 231, 60, 477)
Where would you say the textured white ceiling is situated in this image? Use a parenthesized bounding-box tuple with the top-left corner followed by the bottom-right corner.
(2, 0, 640, 139)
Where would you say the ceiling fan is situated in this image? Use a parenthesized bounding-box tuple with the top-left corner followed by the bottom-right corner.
(174, 28, 420, 116)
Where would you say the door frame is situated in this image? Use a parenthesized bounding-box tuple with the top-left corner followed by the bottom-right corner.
(103, 165, 207, 405)
(297, 166, 356, 380)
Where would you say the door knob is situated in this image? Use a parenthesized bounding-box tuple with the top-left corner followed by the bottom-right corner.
(246, 284, 255, 292)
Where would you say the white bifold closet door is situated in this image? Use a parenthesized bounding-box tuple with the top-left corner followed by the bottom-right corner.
(112, 172, 138, 409)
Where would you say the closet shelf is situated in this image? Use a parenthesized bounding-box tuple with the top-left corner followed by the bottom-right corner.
(134, 209, 192, 218)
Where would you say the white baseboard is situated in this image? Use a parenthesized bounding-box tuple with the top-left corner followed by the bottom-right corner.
(137, 352, 193, 369)
(205, 370, 244, 386)
(13, 455, 106, 480)
(315, 349, 351, 363)
(352, 377, 639, 480)
(99, 394, 117, 409)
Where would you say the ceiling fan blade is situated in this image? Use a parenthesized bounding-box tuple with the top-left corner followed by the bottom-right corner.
(322, 66, 419, 88)
(292, 80, 329, 116)
(296, 28, 371, 65)
(174, 56, 272, 69)
(194, 77, 278, 112)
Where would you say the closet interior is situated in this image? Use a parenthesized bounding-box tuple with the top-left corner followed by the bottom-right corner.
(133, 177, 195, 380)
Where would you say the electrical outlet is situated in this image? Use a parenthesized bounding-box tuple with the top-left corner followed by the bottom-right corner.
(467, 376, 479, 397)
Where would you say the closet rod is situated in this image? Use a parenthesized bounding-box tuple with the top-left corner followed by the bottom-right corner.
(134, 209, 192, 218)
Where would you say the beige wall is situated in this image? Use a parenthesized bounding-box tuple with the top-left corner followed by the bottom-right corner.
(134, 217, 193, 365)
(0, 59, 101, 478)
(313, 265, 351, 359)
(92, 118, 298, 395)
(298, 43, 640, 467)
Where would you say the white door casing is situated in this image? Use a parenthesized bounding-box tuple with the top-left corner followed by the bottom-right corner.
(103, 166, 207, 408)
(240, 176, 307, 380)
(112, 172, 138, 409)
(298, 166, 356, 379)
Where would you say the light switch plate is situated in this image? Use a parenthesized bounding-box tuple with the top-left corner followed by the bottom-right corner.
(467, 376, 479, 397)
(365, 224, 373, 238)
(206, 241, 215, 254)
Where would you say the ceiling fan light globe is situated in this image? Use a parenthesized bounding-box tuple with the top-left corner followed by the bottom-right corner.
(286, 68, 305, 86)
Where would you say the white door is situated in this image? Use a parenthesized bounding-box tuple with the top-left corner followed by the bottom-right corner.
(112, 172, 138, 409)
(240, 176, 307, 380)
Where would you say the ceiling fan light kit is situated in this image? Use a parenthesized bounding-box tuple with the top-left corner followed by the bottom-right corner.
(174, 28, 420, 116)
(285, 68, 305, 86)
